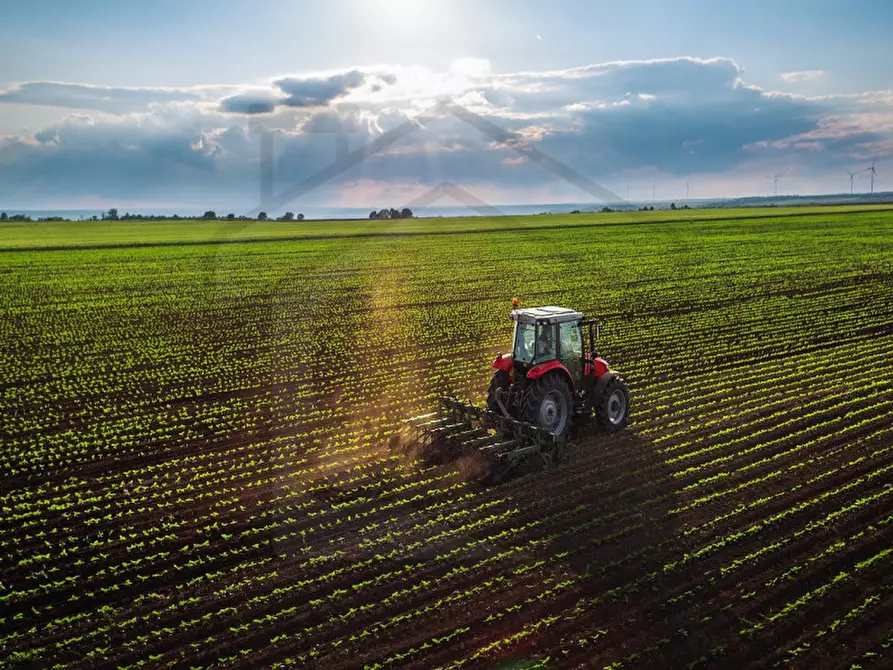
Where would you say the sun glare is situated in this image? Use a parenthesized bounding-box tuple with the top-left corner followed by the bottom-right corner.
(359, 0, 443, 31)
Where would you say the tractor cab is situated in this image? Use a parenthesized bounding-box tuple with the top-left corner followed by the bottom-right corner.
(510, 306, 587, 386)
(488, 301, 627, 439)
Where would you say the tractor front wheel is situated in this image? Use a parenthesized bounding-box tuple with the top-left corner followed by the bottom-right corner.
(523, 373, 573, 438)
(596, 377, 630, 432)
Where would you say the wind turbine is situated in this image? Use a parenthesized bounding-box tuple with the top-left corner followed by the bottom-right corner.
(847, 170, 857, 195)
(772, 173, 781, 197)
(865, 159, 877, 194)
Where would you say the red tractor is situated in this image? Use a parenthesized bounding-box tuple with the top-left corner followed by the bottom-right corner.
(486, 303, 629, 437)
(405, 302, 629, 481)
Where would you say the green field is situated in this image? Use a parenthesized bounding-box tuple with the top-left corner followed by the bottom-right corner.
(2, 207, 893, 668)
(1, 204, 891, 249)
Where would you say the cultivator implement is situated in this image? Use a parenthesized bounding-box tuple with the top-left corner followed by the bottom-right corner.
(404, 395, 567, 483)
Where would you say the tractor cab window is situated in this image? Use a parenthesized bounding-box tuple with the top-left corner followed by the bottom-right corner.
(560, 320, 584, 383)
(513, 322, 536, 362)
(536, 323, 557, 361)
(514, 322, 561, 363)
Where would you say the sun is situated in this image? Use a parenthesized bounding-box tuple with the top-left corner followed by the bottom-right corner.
(365, 0, 442, 30)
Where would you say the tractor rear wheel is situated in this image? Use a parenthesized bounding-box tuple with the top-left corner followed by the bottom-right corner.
(523, 373, 573, 438)
(486, 370, 510, 415)
(596, 377, 629, 432)
(485, 370, 511, 431)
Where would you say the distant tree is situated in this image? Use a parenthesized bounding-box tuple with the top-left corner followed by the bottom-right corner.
(0, 212, 7, 222)
(105, 208, 119, 221)
(400, 208, 413, 219)
(226, 213, 235, 221)
(570, 210, 582, 214)
(9, 214, 31, 222)
(258, 212, 268, 221)
(279, 212, 295, 221)
(369, 211, 379, 220)
(649, 206, 654, 211)
(203, 210, 217, 220)
(388, 208, 400, 220)
(601, 206, 613, 213)
(297, 213, 304, 221)
(682, 204, 691, 210)
(91, 215, 99, 221)
(670, 202, 676, 210)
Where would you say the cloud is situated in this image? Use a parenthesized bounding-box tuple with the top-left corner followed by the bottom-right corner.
(216, 69, 401, 115)
(0, 70, 397, 118)
(780, 70, 826, 83)
(0, 57, 891, 209)
(274, 69, 366, 108)
(0, 81, 223, 114)
(219, 92, 282, 115)
(299, 109, 369, 134)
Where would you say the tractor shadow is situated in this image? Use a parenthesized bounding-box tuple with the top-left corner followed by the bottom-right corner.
(383, 418, 691, 667)
(538, 425, 679, 573)
(453, 424, 687, 663)
(390, 413, 681, 573)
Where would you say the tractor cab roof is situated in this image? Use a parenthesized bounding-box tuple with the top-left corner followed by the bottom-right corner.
(511, 306, 583, 325)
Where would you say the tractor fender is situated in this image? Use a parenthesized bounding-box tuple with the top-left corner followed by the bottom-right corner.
(527, 360, 575, 392)
(585, 356, 610, 377)
(492, 354, 513, 372)
(594, 370, 622, 398)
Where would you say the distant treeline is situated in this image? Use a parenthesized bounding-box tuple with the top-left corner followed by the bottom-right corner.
(0, 208, 421, 223)
(1, 204, 704, 223)
(369, 208, 414, 219)
(0, 209, 310, 223)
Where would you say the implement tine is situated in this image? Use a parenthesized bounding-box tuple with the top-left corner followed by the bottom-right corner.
(413, 417, 451, 430)
(453, 427, 488, 441)
(428, 421, 472, 437)
(463, 434, 498, 449)
(479, 439, 520, 454)
(405, 411, 438, 424)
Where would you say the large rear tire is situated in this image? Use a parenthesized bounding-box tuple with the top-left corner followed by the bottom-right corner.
(485, 370, 511, 431)
(486, 370, 510, 414)
(595, 377, 629, 432)
(522, 373, 573, 438)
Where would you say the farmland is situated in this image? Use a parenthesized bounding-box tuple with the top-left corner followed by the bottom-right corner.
(2, 206, 893, 668)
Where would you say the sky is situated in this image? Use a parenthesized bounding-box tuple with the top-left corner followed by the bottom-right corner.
(1, 0, 891, 212)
